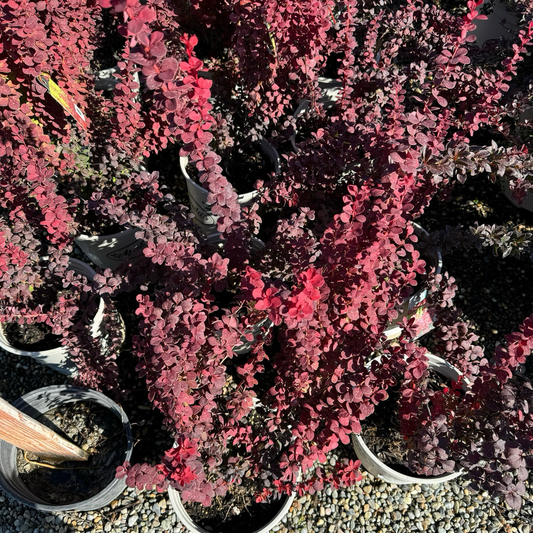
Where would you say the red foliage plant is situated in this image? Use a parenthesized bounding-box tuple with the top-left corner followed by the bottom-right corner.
(3, 0, 533, 511)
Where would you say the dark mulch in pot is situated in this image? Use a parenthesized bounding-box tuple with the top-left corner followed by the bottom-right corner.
(360, 368, 452, 477)
(221, 144, 274, 195)
(184, 143, 274, 196)
(3, 288, 100, 353)
(78, 210, 124, 237)
(147, 147, 190, 207)
(183, 478, 287, 533)
(3, 322, 62, 352)
(16, 401, 128, 506)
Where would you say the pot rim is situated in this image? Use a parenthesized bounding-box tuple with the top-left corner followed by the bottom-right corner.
(179, 137, 280, 201)
(0, 258, 105, 373)
(0, 385, 133, 512)
(75, 225, 139, 242)
(168, 482, 296, 533)
(352, 352, 465, 485)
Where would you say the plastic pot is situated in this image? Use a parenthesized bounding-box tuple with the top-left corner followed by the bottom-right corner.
(95, 66, 122, 92)
(352, 352, 465, 485)
(0, 385, 133, 512)
(168, 485, 296, 533)
(232, 314, 273, 356)
(75, 226, 142, 269)
(180, 138, 280, 235)
(95, 65, 140, 100)
(384, 223, 442, 341)
(0, 258, 105, 375)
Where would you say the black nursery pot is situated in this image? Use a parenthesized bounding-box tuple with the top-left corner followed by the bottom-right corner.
(0, 385, 133, 512)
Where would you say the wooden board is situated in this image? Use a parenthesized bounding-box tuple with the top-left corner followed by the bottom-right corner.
(0, 396, 89, 462)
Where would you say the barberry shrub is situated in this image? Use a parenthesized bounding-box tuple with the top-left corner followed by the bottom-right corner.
(3, 0, 533, 511)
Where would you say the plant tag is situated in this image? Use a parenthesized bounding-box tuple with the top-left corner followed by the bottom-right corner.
(407, 292, 427, 312)
(412, 306, 435, 339)
(36, 73, 88, 131)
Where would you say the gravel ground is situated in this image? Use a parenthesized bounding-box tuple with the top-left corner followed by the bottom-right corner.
(1, 172, 533, 532)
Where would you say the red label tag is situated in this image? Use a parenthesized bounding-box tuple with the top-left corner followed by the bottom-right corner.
(37, 73, 88, 131)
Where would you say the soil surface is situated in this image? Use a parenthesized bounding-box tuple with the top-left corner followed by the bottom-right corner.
(17, 401, 128, 506)
(79, 210, 123, 237)
(4, 322, 62, 352)
(360, 368, 452, 477)
(185, 143, 274, 195)
(183, 479, 287, 533)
